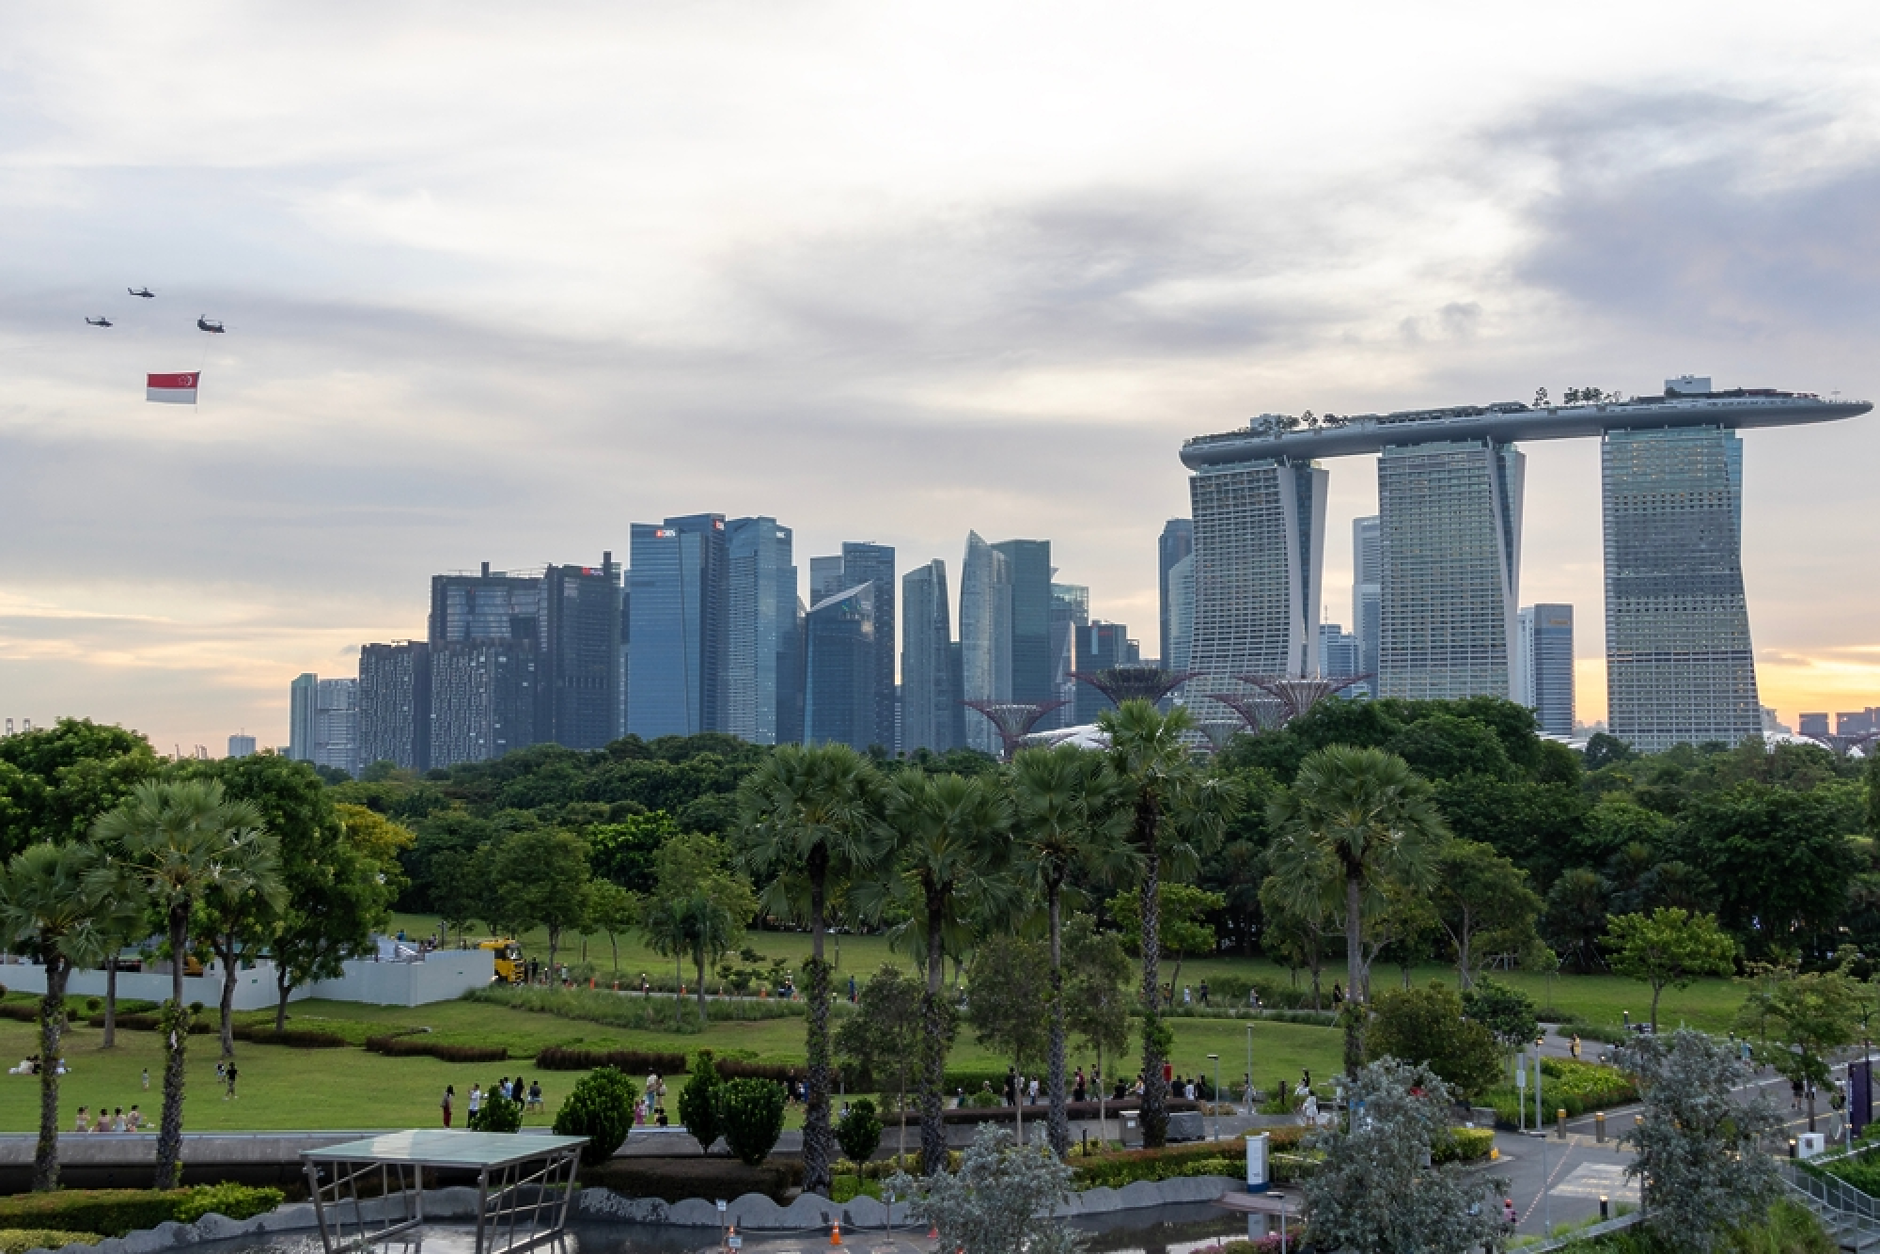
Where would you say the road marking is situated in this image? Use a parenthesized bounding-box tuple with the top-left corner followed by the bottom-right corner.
(1553, 1162, 1638, 1200)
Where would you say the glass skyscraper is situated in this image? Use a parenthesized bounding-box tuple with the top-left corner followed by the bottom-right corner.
(1167, 553, 1194, 673)
(1603, 427, 1760, 750)
(1352, 515, 1381, 695)
(540, 560, 623, 751)
(839, 543, 897, 752)
(628, 514, 728, 739)
(992, 539, 1053, 711)
(1376, 440, 1524, 701)
(1517, 603, 1575, 737)
(803, 582, 878, 752)
(902, 559, 961, 754)
(958, 531, 1012, 757)
(727, 517, 800, 746)
(1157, 519, 1193, 669)
(429, 642, 535, 768)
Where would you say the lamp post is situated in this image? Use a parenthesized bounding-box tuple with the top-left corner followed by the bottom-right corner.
(1245, 1025, 1254, 1116)
(1207, 1054, 1221, 1140)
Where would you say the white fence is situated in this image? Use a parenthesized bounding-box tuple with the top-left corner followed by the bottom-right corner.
(0, 948, 493, 1011)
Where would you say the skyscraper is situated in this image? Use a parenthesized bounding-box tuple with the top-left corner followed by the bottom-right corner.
(312, 678, 359, 777)
(430, 565, 542, 647)
(226, 734, 256, 759)
(429, 642, 536, 768)
(288, 673, 317, 762)
(359, 641, 432, 772)
(992, 539, 1052, 709)
(1158, 519, 1193, 669)
(1376, 441, 1524, 701)
(538, 559, 623, 750)
(1073, 620, 1134, 724)
(1352, 515, 1381, 695)
(1187, 460, 1329, 701)
(959, 532, 1012, 757)
(1050, 583, 1090, 726)
(1318, 623, 1360, 678)
(1517, 603, 1575, 737)
(1167, 554, 1195, 672)
(803, 583, 878, 752)
(1604, 427, 1760, 751)
(902, 560, 960, 754)
(727, 518, 800, 745)
(628, 514, 728, 738)
(840, 543, 897, 752)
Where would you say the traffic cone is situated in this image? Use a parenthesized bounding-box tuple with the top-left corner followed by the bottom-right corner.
(829, 1218, 842, 1246)
(928, 1224, 939, 1240)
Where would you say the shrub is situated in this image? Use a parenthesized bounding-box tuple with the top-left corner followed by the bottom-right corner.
(88, 1013, 212, 1035)
(230, 1027, 348, 1049)
(551, 1067, 636, 1167)
(463, 985, 805, 1033)
(578, 1156, 802, 1205)
(0, 1187, 281, 1238)
(469, 1094, 522, 1133)
(718, 1078, 786, 1166)
(0, 1004, 44, 1024)
(0, 1232, 103, 1254)
(836, 1098, 883, 1164)
(678, 1052, 723, 1154)
(1073, 1132, 1307, 1190)
(1432, 1127, 1495, 1164)
(366, 1036, 507, 1063)
(534, 1047, 686, 1074)
(84, 998, 102, 1014)
(718, 1059, 826, 1085)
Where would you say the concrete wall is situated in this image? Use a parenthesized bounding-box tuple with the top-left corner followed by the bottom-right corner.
(0, 950, 493, 1011)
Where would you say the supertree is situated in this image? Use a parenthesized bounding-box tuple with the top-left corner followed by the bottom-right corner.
(1206, 691, 1288, 734)
(1238, 673, 1372, 722)
(1803, 731, 1880, 759)
(1068, 666, 1198, 710)
(963, 700, 1069, 762)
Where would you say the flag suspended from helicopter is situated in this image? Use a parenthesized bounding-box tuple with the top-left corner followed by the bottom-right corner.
(146, 372, 199, 404)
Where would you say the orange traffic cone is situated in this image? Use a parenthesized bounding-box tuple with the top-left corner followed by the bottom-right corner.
(928, 1224, 939, 1240)
(829, 1218, 843, 1246)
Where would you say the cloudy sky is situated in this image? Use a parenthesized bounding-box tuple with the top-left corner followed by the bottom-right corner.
(3, 2, 1879, 753)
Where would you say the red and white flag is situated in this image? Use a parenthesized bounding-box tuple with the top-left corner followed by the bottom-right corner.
(146, 372, 199, 404)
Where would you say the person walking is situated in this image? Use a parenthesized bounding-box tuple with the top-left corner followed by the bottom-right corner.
(442, 1085, 455, 1128)
(141, 1068, 149, 1091)
(1199, 980, 1210, 1006)
(225, 1063, 239, 1100)
(527, 1080, 542, 1112)
(469, 1084, 483, 1121)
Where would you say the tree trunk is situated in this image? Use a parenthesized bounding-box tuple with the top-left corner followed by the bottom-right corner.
(609, 933, 619, 978)
(694, 948, 708, 1020)
(275, 964, 292, 1033)
(547, 926, 559, 979)
(103, 958, 118, 1050)
(801, 850, 834, 1196)
(1046, 879, 1070, 1161)
(34, 956, 68, 1192)
(217, 933, 238, 1062)
(154, 908, 190, 1190)
(919, 896, 949, 1176)
(1137, 791, 1169, 1149)
(1344, 870, 1365, 1077)
(1650, 980, 1664, 1034)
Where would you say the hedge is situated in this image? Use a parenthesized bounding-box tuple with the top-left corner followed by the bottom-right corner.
(1073, 1133, 1306, 1190)
(579, 1157, 803, 1205)
(534, 1047, 685, 1074)
(0, 1187, 281, 1238)
(365, 1036, 506, 1063)
(229, 1026, 348, 1049)
(718, 1059, 839, 1085)
(0, 1232, 102, 1254)
(84, 1013, 212, 1035)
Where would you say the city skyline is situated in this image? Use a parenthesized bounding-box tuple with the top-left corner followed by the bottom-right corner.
(6, 6, 1880, 749)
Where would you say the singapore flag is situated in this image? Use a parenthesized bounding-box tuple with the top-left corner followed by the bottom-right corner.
(146, 372, 199, 404)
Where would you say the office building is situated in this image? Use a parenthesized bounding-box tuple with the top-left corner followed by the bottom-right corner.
(727, 518, 801, 745)
(1050, 583, 1089, 726)
(993, 540, 1053, 714)
(1158, 519, 1194, 671)
(1517, 604, 1575, 737)
(227, 734, 256, 759)
(628, 514, 729, 738)
(803, 583, 878, 751)
(902, 560, 961, 754)
(288, 673, 318, 762)
(539, 559, 623, 750)
(1603, 426, 1761, 751)
(840, 543, 897, 751)
(358, 641, 432, 772)
(430, 642, 536, 768)
(1167, 553, 1195, 672)
(1798, 713, 1830, 738)
(1377, 440, 1525, 701)
(959, 532, 1013, 756)
(1839, 710, 1880, 736)
(1318, 623, 1360, 679)
(1186, 459, 1329, 714)
(1073, 620, 1135, 724)
(1352, 515, 1381, 695)
(430, 564, 542, 648)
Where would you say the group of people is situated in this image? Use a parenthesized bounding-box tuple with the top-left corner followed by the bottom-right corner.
(440, 1075, 544, 1127)
(74, 1105, 144, 1132)
(8, 1055, 67, 1076)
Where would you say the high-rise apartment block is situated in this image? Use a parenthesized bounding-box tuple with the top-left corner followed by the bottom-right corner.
(287, 673, 359, 775)
(1517, 604, 1575, 737)
(358, 641, 432, 771)
(429, 642, 535, 767)
(803, 583, 878, 752)
(1158, 519, 1193, 669)
(289, 673, 318, 763)
(902, 560, 962, 754)
(1603, 426, 1760, 752)
(226, 734, 256, 759)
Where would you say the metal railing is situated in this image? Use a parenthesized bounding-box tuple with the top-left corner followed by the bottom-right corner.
(1782, 1158, 1880, 1240)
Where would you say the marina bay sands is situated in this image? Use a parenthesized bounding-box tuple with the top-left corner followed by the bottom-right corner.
(1179, 376, 1873, 752)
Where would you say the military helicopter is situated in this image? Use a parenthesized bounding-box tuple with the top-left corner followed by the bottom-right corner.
(196, 316, 225, 334)
(85, 316, 113, 327)
(127, 287, 155, 298)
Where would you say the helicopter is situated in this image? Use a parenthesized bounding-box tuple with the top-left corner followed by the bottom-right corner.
(85, 316, 113, 327)
(127, 287, 155, 298)
(196, 316, 225, 334)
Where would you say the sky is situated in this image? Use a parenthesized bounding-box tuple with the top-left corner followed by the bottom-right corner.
(4, 2, 1880, 754)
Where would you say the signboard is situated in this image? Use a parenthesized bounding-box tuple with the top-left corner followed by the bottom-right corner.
(1853, 1059, 1873, 1138)
(1246, 1132, 1269, 1194)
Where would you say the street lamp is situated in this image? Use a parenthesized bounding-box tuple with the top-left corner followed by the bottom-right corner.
(1207, 1054, 1221, 1140)
(1245, 1025, 1254, 1116)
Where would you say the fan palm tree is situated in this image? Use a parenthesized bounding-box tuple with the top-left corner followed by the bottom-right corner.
(0, 842, 114, 1191)
(1096, 700, 1239, 1148)
(732, 743, 886, 1197)
(1267, 745, 1448, 1075)
(881, 771, 1014, 1175)
(203, 829, 285, 1061)
(91, 779, 269, 1189)
(1009, 744, 1131, 1160)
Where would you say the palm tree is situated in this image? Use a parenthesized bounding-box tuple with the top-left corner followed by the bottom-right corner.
(0, 842, 113, 1191)
(91, 779, 270, 1189)
(203, 830, 285, 1061)
(1096, 700, 1238, 1149)
(640, 890, 741, 1023)
(1267, 745, 1448, 1076)
(881, 771, 1014, 1175)
(732, 744, 885, 1197)
(1010, 744, 1130, 1160)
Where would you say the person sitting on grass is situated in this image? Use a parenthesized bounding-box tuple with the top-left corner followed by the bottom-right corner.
(654, 1105, 669, 1127)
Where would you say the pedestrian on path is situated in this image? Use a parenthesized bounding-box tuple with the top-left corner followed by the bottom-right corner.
(469, 1084, 483, 1120)
(225, 1064, 239, 1100)
(442, 1085, 455, 1128)
(141, 1068, 149, 1091)
(1570, 1035, 1582, 1060)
